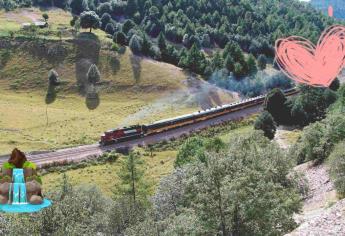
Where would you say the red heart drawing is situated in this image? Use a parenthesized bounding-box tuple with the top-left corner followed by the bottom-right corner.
(275, 25, 345, 87)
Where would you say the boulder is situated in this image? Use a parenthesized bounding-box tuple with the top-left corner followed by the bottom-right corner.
(0, 182, 10, 196)
(2, 168, 12, 177)
(26, 180, 42, 199)
(8, 148, 27, 168)
(29, 195, 43, 205)
(0, 195, 7, 204)
(24, 168, 37, 179)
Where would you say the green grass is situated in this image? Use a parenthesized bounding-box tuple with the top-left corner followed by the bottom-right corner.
(218, 125, 254, 142)
(0, 8, 108, 40)
(42, 149, 177, 196)
(41, 122, 255, 196)
(0, 35, 235, 155)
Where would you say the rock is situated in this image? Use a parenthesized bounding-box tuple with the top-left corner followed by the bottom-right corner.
(26, 180, 42, 199)
(2, 169, 12, 177)
(0, 182, 10, 195)
(0, 195, 7, 204)
(29, 195, 43, 205)
(24, 168, 36, 179)
(8, 148, 27, 168)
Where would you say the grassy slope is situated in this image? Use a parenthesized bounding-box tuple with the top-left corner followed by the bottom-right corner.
(42, 150, 177, 196)
(42, 123, 255, 196)
(0, 8, 236, 154)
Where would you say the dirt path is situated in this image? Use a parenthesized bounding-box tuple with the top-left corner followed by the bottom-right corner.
(274, 126, 301, 149)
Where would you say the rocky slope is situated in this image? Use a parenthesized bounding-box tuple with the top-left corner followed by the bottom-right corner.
(286, 162, 344, 235)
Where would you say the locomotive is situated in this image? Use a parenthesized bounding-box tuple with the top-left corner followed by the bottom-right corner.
(100, 88, 298, 146)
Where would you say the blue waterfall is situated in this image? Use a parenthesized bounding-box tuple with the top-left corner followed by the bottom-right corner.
(0, 168, 52, 212)
(11, 169, 27, 205)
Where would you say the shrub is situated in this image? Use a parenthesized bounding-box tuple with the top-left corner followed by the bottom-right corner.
(2, 162, 15, 170)
(329, 141, 345, 197)
(23, 161, 37, 170)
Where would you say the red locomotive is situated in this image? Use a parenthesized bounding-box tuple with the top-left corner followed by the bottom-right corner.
(100, 125, 146, 145)
(100, 88, 298, 146)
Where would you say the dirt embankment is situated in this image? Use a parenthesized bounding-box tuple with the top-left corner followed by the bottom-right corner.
(286, 162, 344, 235)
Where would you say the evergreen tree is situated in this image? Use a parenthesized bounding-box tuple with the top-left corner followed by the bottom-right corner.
(116, 152, 148, 203)
(224, 55, 235, 72)
(157, 32, 167, 52)
(48, 69, 60, 86)
(254, 111, 276, 139)
(141, 34, 152, 56)
(183, 43, 207, 74)
(105, 22, 115, 35)
(246, 54, 257, 75)
(211, 51, 224, 71)
(80, 11, 100, 32)
(264, 88, 289, 124)
(257, 54, 267, 70)
(126, 0, 138, 16)
(129, 34, 142, 54)
(87, 64, 101, 84)
(330, 78, 340, 91)
(113, 31, 126, 45)
(100, 13, 111, 29)
(123, 19, 136, 34)
(69, 0, 85, 15)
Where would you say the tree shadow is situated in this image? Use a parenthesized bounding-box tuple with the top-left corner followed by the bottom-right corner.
(74, 32, 101, 95)
(45, 85, 57, 105)
(130, 54, 142, 84)
(45, 84, 58, 126)
(108, 54, 121, 75)
(85, 84, 101, 110)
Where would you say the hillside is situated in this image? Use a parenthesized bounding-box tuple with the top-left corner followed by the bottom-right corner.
(0, 36, 237, 155)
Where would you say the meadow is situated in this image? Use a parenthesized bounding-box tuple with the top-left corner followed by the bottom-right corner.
(0, 8, 236, 155)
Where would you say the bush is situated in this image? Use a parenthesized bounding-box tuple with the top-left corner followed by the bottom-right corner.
(23, 161, 37, 170)
(2, 162, 15, 170)
(329, 141, 345, 197)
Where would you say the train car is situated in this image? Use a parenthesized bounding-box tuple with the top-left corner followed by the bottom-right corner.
(100, 87, 298, 145)
(100, 125, 146, 145)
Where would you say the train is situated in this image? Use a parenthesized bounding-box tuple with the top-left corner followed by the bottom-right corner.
(100, 87, 298, 145)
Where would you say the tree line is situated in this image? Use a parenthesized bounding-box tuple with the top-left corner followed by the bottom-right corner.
(2, 0, 336, 78)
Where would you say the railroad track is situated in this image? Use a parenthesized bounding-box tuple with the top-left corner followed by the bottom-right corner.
(0, 88, 298, 167)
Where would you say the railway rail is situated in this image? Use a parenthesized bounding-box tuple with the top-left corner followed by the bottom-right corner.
(0, 88, 298, 167)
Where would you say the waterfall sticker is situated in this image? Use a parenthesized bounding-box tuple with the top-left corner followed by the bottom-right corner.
(0, 149, 52, 213)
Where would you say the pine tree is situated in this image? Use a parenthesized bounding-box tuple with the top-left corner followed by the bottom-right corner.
(116, 152, 148, 203)
(87, 64, 101, 84)
(257, 54, 267, 70)
(185, 43, 207, 74)
(246, 54, 257, 75)
(224, 55, 234, 72)
(129, 35, 142, 54)
(158, 32, 167, 52)
(141, 34, 152, 56)
(254, 111, 277, 139)
(126, 0, 138, 16)
(211, 51, 224, 71)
